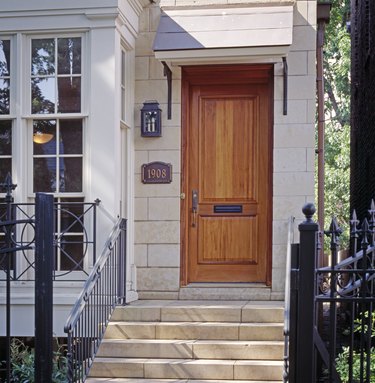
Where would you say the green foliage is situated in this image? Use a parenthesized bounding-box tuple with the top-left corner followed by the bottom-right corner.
(318, 0, 351, 250)
(324, 0, 351, 126)
(7, 339, 35, 383)
(324, 122, 351, 248)
(4, 338, 68, 383)
(335, 346, 375, 383)
(353, 311, 375, 339)
(336, 311, 375, 382)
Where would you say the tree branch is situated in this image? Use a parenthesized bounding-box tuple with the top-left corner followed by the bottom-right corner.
(324, 78, 350, 128)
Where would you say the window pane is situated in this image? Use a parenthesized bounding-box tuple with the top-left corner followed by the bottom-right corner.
(59, 157, 82, 192)
(0, 120, 11, 155)
(32, 77, 55, 114)
(59, 234, 84, 271)
(33, 120, 56, 154)
(58, 38, 81, 75)
(0, 39, 10, 76)
(0, 79, 10, 114)
(31, 39, 55, 76)
(0, 197, 14, 270)
(60, 119, 82, 154)
(59, 199, 84, 233)
(57, 77, 80, 113)
(34, 157, 56, 192)
(0, 158, 11, 182)
(0, 252, 15, 271)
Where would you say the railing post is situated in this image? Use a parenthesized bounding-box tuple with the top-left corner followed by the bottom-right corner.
(0, 173, 17, 383)
(117, 219, 127, 305)
(35, 193, 54, 383)
(295, 203, 319, 383)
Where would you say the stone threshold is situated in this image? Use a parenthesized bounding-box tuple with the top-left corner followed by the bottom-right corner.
(138, 285, 284, 301)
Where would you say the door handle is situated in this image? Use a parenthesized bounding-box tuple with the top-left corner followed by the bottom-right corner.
(192, 190, 198, 227)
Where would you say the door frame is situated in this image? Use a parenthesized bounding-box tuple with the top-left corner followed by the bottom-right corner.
(180, 64, 274, 286)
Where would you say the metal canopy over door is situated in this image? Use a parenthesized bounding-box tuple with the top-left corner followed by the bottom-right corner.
(181, 65, 273, 284)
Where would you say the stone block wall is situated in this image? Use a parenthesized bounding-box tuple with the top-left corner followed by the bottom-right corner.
(134, 0, 317, 299)
(134, 4, 182, 299)
(272, 0, 317, 293)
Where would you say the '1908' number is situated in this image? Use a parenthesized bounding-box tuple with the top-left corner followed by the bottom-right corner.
(142, 162, 172, 184)
(148, 168, 167, 179)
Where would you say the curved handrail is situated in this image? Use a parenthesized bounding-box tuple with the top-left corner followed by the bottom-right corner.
(64, 218, 125, 333)
(63, 218, 127, 382)
(64, 218, 124, 333)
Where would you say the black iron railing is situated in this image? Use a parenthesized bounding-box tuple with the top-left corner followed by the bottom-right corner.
(288, 202, 375, 383)
(64, 218, 127, 383)
(1, 190, 94, 382)
(0, 200, 97, 281)
(283, 216, 295, 383)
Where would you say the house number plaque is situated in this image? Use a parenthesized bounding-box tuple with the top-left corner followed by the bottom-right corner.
(142, 162, 172, 184)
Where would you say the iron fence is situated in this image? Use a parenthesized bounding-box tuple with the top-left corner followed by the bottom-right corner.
(1, 192, 64, 382)
(287, 202, 375, 383)
(64, 218, 127, 383)
(0, 173, 126, 382)
(0, 199, 97, 281)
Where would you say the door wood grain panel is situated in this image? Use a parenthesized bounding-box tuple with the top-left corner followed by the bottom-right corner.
(181, 65, 273, 285)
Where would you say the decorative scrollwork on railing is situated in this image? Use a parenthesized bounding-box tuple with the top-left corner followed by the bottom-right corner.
(316, 202, 375, 302)
(317, 271, 330, 295)
(0, 175, 97, 281)
(0, 203, 37, 280)
(290, 200, 375, 383)
(52, 202, 97, 278)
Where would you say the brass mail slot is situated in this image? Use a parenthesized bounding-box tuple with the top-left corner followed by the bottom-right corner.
(214, 205, 243, 213)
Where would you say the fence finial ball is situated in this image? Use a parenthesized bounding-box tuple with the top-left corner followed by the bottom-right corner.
(302, 203, 316, 222)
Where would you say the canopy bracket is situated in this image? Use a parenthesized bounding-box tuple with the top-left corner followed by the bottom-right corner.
(283, 57, 288, 115)
(161, 61, 172, 120)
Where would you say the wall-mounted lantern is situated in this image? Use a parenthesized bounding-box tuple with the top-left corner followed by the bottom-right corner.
(141, 101, 162, 137)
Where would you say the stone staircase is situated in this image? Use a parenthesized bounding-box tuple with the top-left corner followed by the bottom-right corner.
(86, 300, 284, 383)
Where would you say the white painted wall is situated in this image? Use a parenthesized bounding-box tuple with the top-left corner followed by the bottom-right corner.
(0, 0, 143, 336)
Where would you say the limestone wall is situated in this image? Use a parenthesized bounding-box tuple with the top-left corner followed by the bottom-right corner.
(134, 0, 317, 299)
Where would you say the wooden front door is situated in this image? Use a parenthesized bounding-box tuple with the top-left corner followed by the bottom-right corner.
(181, 65, 273, 284)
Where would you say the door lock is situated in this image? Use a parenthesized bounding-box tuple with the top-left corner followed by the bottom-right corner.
(192, 190, 198, 227)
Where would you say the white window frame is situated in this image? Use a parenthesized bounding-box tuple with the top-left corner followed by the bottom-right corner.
(28, 35, 83, 116)
(24, 33, 86, 199)
(0, 35, 16, 190)
(28, 117, 85, 198)
(0, 36, 12, 117)
(120, 43, 134, 129)
(25, 33, 89, 275)
(0, 120, 13, 182)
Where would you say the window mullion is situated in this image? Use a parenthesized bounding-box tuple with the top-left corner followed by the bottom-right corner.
(56, 198, 61, 272)
(56, 119, 60, 193)
(55, 37, 58, 114)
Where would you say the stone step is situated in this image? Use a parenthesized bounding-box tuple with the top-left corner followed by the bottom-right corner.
(177, 286, 275, 301)
(111, 301, 284, 323)
(87, 379, 283, 383)
(89, 358, 283, 381)
(97, 339, 283, 360)
(105, 321, 283, 341)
